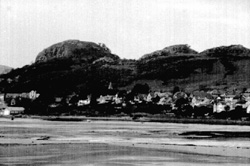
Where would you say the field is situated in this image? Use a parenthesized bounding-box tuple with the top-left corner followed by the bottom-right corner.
(0, 118, 250, 165)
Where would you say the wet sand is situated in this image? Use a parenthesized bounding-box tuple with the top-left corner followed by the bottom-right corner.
(0, 118, 250, 165)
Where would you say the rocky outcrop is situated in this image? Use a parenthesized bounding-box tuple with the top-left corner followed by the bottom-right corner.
(35, 40, 112, 63)
(140, 44, 198, 61)
(200, 45, 250, 58)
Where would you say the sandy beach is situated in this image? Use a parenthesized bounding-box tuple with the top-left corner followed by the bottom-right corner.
(0, 118, 250, 165)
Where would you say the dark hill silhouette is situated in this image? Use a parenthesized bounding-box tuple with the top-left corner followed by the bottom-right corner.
(0, 40, 136, 97)
(0, 40, 250, 99)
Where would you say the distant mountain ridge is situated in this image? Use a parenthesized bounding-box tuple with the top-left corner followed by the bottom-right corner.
(0, 65, 12, 75)
(0, 40, 250, 98)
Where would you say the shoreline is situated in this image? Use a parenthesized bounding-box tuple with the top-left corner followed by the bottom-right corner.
(2, 114, 250, 126)
(1, 114, 250, 126)
(21, 115, 250, 126)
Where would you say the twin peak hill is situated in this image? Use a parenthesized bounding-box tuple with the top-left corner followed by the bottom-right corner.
(1, 39, 250, 97)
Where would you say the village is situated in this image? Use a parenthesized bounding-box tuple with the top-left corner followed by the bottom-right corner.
(0, 90, 39, 116)
(1, 83, 250, 121)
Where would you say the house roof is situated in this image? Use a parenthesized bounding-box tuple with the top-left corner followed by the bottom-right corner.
(154, 92, 172, 98)
(173, 92, 187, 99)
(193, 91, 213, 99)
(7, 107, 25, 111)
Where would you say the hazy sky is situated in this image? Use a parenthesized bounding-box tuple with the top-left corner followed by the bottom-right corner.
(1, 0, 250, 68)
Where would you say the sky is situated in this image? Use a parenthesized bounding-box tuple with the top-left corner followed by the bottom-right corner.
(0, 0, 250, 68)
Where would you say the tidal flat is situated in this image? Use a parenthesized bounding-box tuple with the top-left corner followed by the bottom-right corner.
(0, 118, 250, 165)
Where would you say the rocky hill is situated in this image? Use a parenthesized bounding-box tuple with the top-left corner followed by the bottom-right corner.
(200, 45, 250, 58)
(36, 40, 114, 62)
(140, 44, 198, 61)
(136, 44, 250, 92)
(0, 40, 250, 98)
(0, 40, 136, 97)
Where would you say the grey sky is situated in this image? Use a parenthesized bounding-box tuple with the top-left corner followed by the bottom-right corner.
(1, 0, 250, 68)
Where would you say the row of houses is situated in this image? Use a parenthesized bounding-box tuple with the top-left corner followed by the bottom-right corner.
(0, 91, 39, 116)
(1, 86, 250, 117)
(76, 89, 250, 115)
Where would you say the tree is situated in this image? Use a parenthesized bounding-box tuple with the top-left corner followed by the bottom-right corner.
(132, 83, 150, 94)
(173, 86, 180, 94)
